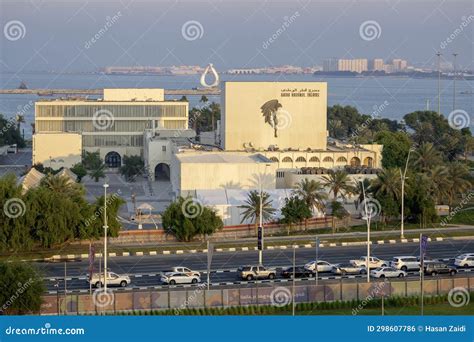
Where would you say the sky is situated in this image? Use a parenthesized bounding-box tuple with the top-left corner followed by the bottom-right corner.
(0, 0, 472, 72)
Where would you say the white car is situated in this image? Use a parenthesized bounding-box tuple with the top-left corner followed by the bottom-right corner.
(160, 272, 200, 285)
(350, 256, 388, 269)
(454, 255, 474, 268)
(167, 267, 201, 278)
(304, 260, 335, 273)
(390, 256, 420, 271)
(370, 267, 407, 278)
(88, 272, 131, 288)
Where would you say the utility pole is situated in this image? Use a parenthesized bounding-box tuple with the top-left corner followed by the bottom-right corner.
(453, 53, 458, 111)
(103, 183, 109, 292)
(315, 237, 320, 287)
(400, 148, 413, 239)
(258, 165, 270, 265)
(436, 52, 442, 115)
(292, 245, 296, 317)
(64, 262, 67, 315)
(361, 180, 371, 283)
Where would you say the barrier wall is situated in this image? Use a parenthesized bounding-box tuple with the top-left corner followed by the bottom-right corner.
(40, 276, 474, 315)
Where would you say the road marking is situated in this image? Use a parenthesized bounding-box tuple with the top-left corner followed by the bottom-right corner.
(149, 251, 157, 256)
(122, 252, 130, 257)
(389, 240, 396, 244)
(136, 252, 144, 256)
(176, 250, 184, 254)
(163, 251, 170, 255)
(377, 240, 385, 244)
(242, 247, 249, 251)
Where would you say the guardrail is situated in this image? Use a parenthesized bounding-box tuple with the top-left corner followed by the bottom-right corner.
(40, 275, 474, 315)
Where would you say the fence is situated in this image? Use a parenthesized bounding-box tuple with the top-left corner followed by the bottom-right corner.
(40, 275, 473, 315)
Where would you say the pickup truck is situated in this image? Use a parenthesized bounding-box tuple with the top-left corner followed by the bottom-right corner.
(88, 272, 131, 288)
(350, 256, 388, 269)
(238, 265, 276, 280)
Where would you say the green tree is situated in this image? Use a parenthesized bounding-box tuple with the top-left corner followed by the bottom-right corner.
(0, 114, 25, 148)
(89, 165, 105, 182)
(82, 151, 103, 170)
(120, 155, 144, 182)
(0, 262, 45, 315)
(239, 190, 276, 233)
(280, 196, 312, 235)
(412, 143, 443, 172)
(322, 170, 355, 200)
(293, 179, 327, 213)
(70, 163, 87, 182)
(328, 201, 349, 233)
(162, 197, 223, 242)
(374, 131, 412, 168)
(88, 194, 126, 238)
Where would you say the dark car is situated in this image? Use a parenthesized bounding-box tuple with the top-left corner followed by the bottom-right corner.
(424, 262, 457, 276)
(281, 266, 314, 279)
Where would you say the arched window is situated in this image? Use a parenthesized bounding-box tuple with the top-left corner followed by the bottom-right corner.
(309, 156, 320, 162)
(350, 157, 361, 167)
(282, 157, 293, 163)
(269, 157, 279, 162)
(363, 157, 374, 168)
(295, 157, 306, 162)
(336, 156, 347, 163)
(323, 156, 333, 163)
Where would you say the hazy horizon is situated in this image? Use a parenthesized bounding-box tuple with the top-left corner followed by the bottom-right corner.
(0, 0, 472, 73)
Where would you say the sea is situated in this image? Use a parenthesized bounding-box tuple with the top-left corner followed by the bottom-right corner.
(0, 72, 472, 138)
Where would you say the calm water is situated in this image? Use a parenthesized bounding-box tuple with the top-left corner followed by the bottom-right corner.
(0, 72, 472, 138)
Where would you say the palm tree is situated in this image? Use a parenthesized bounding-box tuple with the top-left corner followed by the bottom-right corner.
(42, 174, 83, 198)
(322, 170, 355, 200)
(412, 143, 442, 172)
(354, 178, 372, 209)
(426, 165, 451, 205)
(89, 164, 105, 182)
(371, 168, 402, 201)
(239, 190, 276, 233)
(445, 163, 471, 208)
(16, 114, 25, 138)
(293, 179, 327, 214)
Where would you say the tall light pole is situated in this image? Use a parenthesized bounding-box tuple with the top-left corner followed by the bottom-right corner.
(436, 52, 442, 115)
(258, 164, 270, 265)
(453, 53, 458, 111)
(103, 183, 109, 292)
(360, 180, 370, 283)
(400, 148, 413, 239)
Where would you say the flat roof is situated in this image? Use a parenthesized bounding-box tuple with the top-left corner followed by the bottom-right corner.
(175, 152, 273, 164)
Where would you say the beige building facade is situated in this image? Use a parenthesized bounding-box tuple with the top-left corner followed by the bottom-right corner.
(33, 89, 188, 169)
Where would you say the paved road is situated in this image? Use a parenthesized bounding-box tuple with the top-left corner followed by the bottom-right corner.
(34, 240, 474, 292)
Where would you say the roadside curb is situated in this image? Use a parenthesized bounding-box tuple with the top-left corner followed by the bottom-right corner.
(41, 236, 474, 261)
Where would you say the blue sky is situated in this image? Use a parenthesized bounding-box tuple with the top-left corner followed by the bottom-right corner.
(0, 0, 472, 72)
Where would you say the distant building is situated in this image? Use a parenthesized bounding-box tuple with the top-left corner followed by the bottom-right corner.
(371, 58, 385, 71)
(323, 58, 338, 72)
(336, 59, 368, 73)
(33, 88, 190, 170)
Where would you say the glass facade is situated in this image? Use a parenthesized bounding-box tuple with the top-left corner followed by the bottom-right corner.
(35, 102, 188, 148)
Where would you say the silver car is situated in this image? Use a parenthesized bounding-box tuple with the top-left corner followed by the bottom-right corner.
(160, 272, 200, 285)
(332, 263, 367, 275)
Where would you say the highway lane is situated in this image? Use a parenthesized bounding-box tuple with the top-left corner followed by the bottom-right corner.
(35, 240, 474, 278)
(31, 240, 474, 292)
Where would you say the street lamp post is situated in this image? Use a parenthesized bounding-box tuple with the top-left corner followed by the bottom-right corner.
(400, 148, 413, 239)
(360, 180, 370, 283)
(453, 53, 458, 111)
(258, 164, 270, 265)
(436, 52, 442, 115)
(103, 183, 109, 292)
